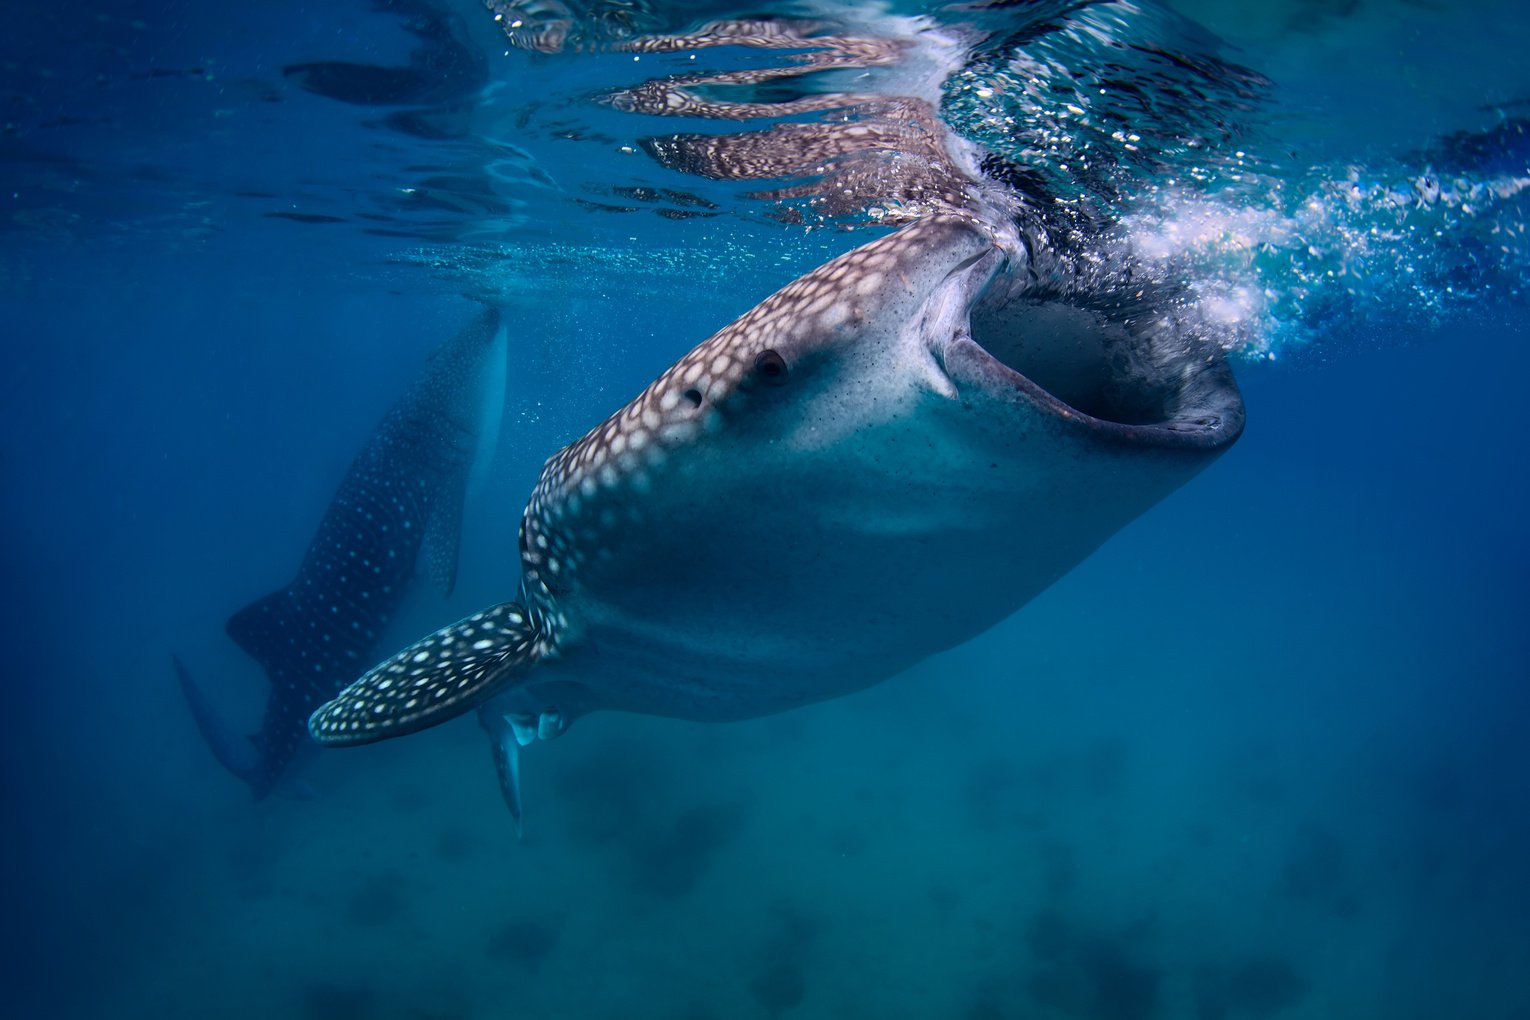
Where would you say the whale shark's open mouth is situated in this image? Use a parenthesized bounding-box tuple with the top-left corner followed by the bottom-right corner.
(961, 283, 1246, 449)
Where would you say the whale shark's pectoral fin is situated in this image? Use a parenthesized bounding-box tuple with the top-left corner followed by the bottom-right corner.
(308, 601, 541, 747)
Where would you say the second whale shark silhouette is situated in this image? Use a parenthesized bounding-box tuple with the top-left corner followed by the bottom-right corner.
(179, 305, 507, 799)
(310, 214, 1244, 828)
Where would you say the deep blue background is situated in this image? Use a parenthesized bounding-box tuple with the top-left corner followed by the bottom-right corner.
(3, 2, 1527, 1018)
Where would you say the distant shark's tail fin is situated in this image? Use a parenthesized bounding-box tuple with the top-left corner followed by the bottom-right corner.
(173, 655, 266, 794)
(222, 591, 323, 800)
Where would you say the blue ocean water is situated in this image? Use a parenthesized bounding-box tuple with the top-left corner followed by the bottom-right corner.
(2, 2, 1527, 1018)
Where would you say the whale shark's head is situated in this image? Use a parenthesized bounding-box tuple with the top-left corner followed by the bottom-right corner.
(556, 215, 1241, 472)
(522, 213, 1242, 671)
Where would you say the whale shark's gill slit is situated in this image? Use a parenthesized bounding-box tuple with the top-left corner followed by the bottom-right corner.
(948, 248, 1001, 277)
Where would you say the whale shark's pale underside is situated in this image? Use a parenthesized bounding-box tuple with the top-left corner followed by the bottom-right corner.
(179, 307, 506, 799)
(310, 214, 1244, 829)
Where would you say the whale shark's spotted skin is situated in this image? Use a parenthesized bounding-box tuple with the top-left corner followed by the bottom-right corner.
(310, 216, 1243, 829)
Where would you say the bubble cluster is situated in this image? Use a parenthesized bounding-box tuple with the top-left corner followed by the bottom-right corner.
(938, 0, 1530, 361)
(1109, 162, 1530, 360)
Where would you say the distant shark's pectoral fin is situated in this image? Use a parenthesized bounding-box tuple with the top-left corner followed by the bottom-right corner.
(308, 601, 540, 747)
(173, 655, 265, 789)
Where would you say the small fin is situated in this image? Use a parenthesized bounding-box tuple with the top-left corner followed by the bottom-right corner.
(308, 601, 540, 747)
(173, 655, 265, 787)
(510, 714, 539, 747)
(478, 707, 525, 839)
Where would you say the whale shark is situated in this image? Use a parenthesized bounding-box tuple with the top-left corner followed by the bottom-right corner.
(179, 305, 507, 799)
(310, 214, 1244, 827)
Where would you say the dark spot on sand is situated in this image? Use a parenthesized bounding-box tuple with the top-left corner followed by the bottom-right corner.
(633, 800, 750, 900)
(388, 785, 430, 814)
(929, 884, 960, 915)
(552, 737, 667, 845)
(966, 977, 1008, 1020)
(345, 872, 406, 927)
(1083, 736, 1129, 798)
(435, 826, 476, 862)
(1279, 823, 1358, 917)
(750, 962, 805, 1018)
(1026, 908, 1073, 962)
(827, 824, 867, 857)
(1195, 956, 1308, 1018)
(963, 755, 1019, 833)
(227, 839, 279, 901)
(302, 980, 376, 1020)
(1242, 774, 1285, 805)
(1039, 841, 1078, 897)
(1025, 912, 1160, 1020)
(486, 920, 559, 970)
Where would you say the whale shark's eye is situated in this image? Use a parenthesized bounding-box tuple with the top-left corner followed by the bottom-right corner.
(754, 349, 788, 385)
